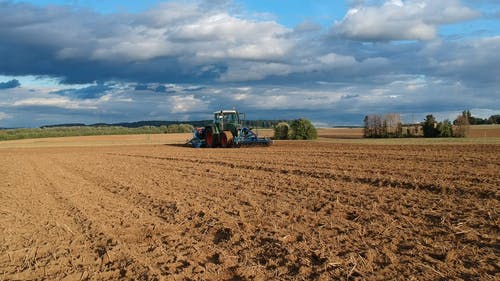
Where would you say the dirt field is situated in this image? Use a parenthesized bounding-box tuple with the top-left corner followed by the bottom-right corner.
(0, 134, 499, 280)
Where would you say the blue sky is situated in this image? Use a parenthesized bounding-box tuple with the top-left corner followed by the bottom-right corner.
(0, 0, 499, 127)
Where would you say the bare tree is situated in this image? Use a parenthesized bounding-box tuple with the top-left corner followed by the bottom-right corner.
(364, 113, 402, 138)
(454, 113, 470, 137)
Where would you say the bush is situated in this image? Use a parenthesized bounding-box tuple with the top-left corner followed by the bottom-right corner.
(438, 119, 453, 137)
(290, 118, 317, 140)
(179, 124, 194, 133)
(273, 122, 290, 140)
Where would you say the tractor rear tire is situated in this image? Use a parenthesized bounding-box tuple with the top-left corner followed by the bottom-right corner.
(220, 131, 234, 148)
(205, 126, 215, 148)
(205, 126, 221, 148)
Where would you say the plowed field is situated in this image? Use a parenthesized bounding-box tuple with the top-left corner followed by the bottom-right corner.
(1, 135, 499, 280)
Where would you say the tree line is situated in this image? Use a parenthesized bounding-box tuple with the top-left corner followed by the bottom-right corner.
(363, 110, 498, 138)
(458, 110, 500, 125)
(0, 124, 194, 141)
(39, 119, 287, 129)
(1, 119, 294, 141)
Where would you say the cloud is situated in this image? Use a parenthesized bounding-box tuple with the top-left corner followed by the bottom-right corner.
(154, 85, 167, 93)
(133, 83, 176, 93)
(0, 0, 497, 127)
(334, 0, 480, 41)
(0, 112, 11, 120)
(219, 62, 292, 82)
(134, 84, 149, 91)
(420, 36, 500, 85)
(0, 79, 21, 89)
(1, 76, 497, 127)
(13, 97, 98, 110)
(52, 83, 114, 99)
(0, 0, 490, 86)
(0, 1, 292, 84)
(168, 95, 209, 113)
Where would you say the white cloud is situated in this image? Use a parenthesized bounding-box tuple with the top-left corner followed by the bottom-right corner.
(13, 97, 98, 110)
(43, 4, 293, 63)
(176, 13, 292, 61)
(420, 36, 500, 85)
(0, 112, 11, 120)
(168, 95, 209, 113)
(334, 0, 480, 41)
(318, 53, 357, 66)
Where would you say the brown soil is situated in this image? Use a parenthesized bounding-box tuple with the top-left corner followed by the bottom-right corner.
(0, 137, 498, 280)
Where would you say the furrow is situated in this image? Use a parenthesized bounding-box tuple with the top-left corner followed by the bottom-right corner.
(109, 153, 498, 200)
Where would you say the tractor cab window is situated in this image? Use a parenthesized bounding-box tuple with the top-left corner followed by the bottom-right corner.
(226, 113, 236, 122)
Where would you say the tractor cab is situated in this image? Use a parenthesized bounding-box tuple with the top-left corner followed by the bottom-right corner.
(214, 110, 241, 125)
(213, 110, 243, 137)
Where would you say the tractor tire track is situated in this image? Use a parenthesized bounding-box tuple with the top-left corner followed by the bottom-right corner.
(41, 153, 254, 280)
(0, 155, 97, 280)
(26, 155, 166, 280)
(108, 153, 498, 200)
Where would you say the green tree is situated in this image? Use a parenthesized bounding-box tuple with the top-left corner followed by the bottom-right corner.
(438, 119, 453, 137)
(290, 118, 317, 140)
(363, 115, 370, 137)
(274, 122, 290, 140)
(488, 115, 500, 124)
(422, 115, 438, 138)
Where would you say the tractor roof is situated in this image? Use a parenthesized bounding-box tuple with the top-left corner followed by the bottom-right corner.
(213, 110, 238, 114)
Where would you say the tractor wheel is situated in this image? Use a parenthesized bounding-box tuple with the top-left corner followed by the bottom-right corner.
(205, 126, 215, 148)
(220, 131, 234, 148)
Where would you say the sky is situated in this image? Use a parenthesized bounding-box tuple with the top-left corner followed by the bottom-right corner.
(0, 0, 499, 128)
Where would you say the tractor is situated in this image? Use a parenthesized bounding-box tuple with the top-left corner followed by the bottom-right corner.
(187, 109, 273, 148)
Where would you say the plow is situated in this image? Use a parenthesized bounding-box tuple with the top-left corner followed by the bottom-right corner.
(187, 109, 273, 148)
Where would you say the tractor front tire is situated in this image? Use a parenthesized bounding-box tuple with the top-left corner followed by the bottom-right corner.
(220, 131, 234, 148)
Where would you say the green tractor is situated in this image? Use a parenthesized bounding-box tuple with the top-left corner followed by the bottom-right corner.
(188, 109, 273, 148)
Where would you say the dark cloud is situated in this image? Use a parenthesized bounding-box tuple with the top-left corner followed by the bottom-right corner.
(133, 83, 176, 93)
(52, 83, 113, 99)
(0, 2, 186, 83)
(341, 94, 360, 100)
(0, 1, 288, 84)
(0, 1, 496, 87)
(134, 84, 149, 91)
(154, 85, 167, 93)
(0, 79, 21, 89)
